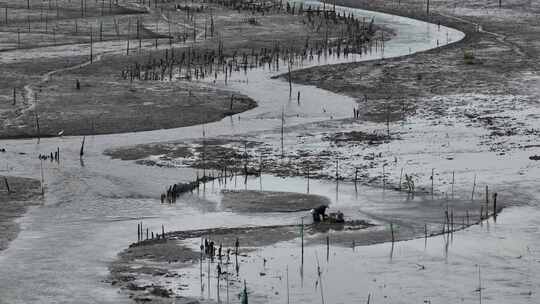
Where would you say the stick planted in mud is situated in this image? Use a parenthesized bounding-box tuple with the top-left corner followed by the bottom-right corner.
(226, 262, 229, 304)
(80, 136, 86, 157)
(208, 253, 211, 298)
(281, 107, 285, 158)
(286, 265, 290, 304)
(89, 28, 93, 64)
(40, 159, 44, 195)
(34, 111, 40, 143)
(3, 177, 10, 194)
(235, 238, 240, 276)
(478, 265, 482, 304)
(288, 59, 292, 98)
(316, 254, 325, 304)
(354, 168, 359, 193)
(451, 171, 455, 198)
(424, 223, 428, 248)
(493, 192, 498, 215)
(335, 159, 339, 180)
(301, 218, 304, 267)
(431, 168, 434, 197)
(480, 206, 484, 222)
(471, 174, 477, 201)
(382, 164, 386, 189)
(307, 166, 310, 194)
(326, 234, 330, 262)
(485, 185, 489, 210)
(390, 222, 395, 243)
(399, 168, 403, 191)
(217, 263, 221, 303)
(161, 224, 165, 239)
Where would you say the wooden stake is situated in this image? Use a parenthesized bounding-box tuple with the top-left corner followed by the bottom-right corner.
(288, 59, 292, 98)
(451, 171, 455, 198)
(307, 167, 310, 193)
(471, 174, 477, 201)
(4, 177, 10, 194)
(286, 265, 290, 304)
(40, 159, 45, 195)
(326, 234, 330, 262)
(424, 223, 427, 247)
(301, 218, 304, 266)
(80, 136, 86, 157)
(90, 29, 93, 63)
(485, 185, 489, 207)
(493, 192, 497, 219)
(35, 111, 41, 142)
(431, 168, 434, 196)
(281, 107, 285, 158)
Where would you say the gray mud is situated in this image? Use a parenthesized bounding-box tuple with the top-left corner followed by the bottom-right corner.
(0, 175, 42, 251)
(220, 190, 330, 213)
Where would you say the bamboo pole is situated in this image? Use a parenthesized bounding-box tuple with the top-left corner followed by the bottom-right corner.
(80, 136, 86, 157)
(4, 177, 10, 194)
(326, 234, 329, 262)
(286, 265, 290, 304)
(471, 174, 477, 201)
(281, 107, 284, 158)
(493, 192, 497, 220)
(301, 218, 304, 267)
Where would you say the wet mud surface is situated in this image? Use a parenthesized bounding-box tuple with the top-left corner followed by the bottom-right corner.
(220, 190, 331, 213)
(2, 0, 539, 304)
(0, 0, 386, 138)
(110, 217, 373, 303)
(0, 175, 42, 251)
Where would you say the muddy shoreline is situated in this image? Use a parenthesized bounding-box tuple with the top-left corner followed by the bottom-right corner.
(0, 175, 42, 251)
(110, 190, 506, 303)
(0, 0, 386, 139)
(110, 219, 373, 303)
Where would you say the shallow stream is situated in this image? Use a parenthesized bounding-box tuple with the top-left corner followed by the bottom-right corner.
(0, 2, 504, 304)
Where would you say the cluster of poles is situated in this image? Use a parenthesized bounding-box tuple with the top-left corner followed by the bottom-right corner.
(118, 0, 383, 83)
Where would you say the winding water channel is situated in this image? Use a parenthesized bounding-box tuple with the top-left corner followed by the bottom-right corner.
(0, 2, 509, 303)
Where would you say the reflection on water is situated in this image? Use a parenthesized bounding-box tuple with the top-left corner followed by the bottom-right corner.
(177, 206, 540, 304)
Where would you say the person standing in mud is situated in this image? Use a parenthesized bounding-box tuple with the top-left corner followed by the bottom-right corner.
(218, 243, 222, 261)
(204, 239, 209, 255)
(235, 238, 239, 256)
(311, 205, 329, 222)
